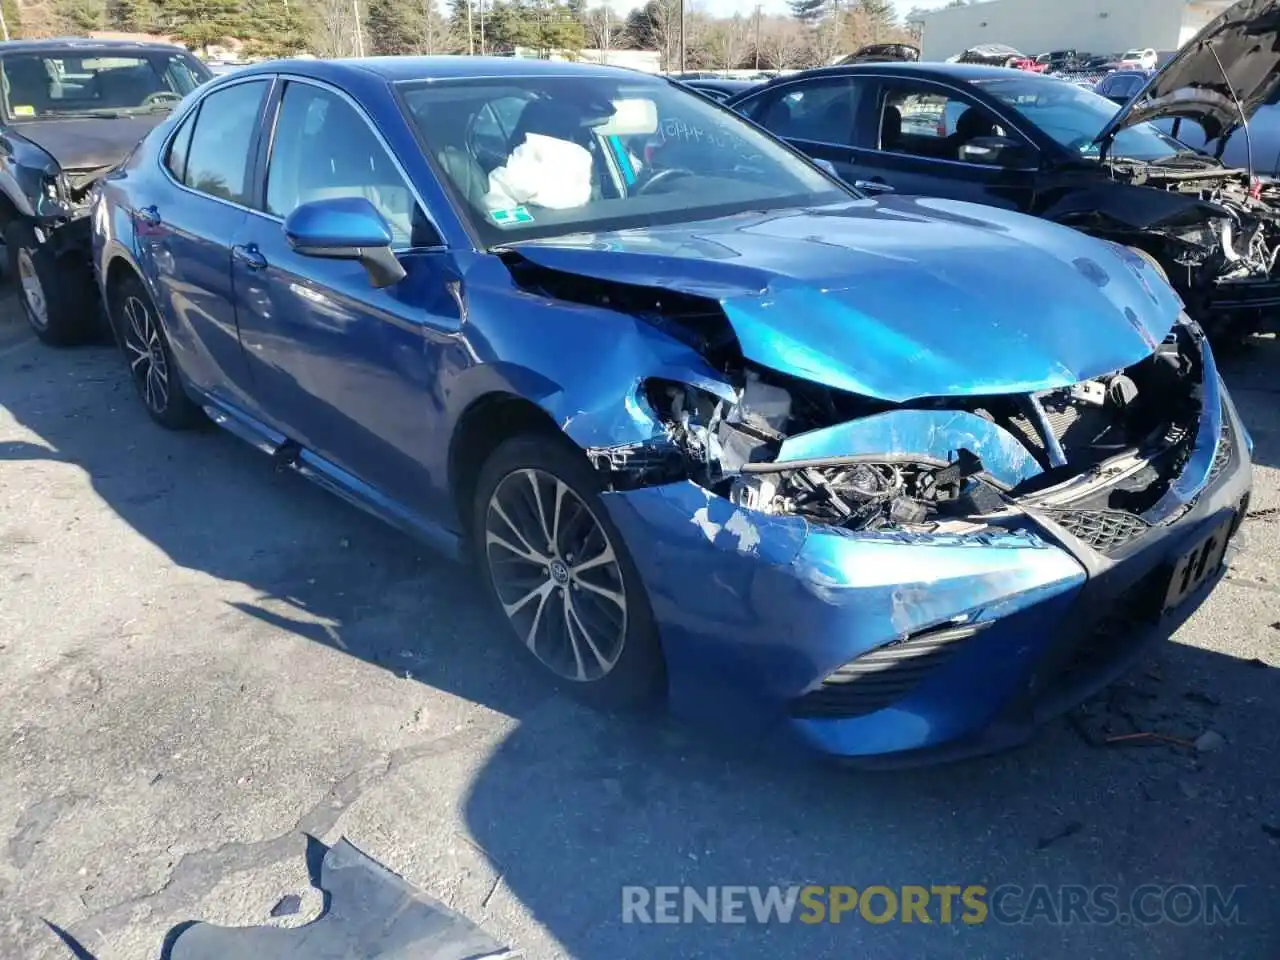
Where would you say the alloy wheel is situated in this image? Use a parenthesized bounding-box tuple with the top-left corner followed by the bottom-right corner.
(484, 468, 628, 682)
(16, 248, 48, 330)
(121, 295, 170, 414)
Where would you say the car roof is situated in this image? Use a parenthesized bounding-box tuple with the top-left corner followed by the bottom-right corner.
(0, 37, 189, 54)
(230, 55, 656, 85)
(759, 61, 1059, 86)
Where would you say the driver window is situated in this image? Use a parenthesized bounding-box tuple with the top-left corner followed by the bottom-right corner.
(879, 82, 1021, 162)
(265, 82, 432, 248)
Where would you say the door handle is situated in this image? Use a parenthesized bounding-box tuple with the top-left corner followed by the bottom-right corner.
(853, 178, 895, 195)
(135, 204, 161, 226)
(232, 243, 267, 270)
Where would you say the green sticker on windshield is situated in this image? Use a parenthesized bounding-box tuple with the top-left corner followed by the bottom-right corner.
(490, 206, 534, 226)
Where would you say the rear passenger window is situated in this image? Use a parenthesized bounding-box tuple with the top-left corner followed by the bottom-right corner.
(747, 79, 863, 146)
(180, 80, 268, 205)
(165, 109, 196, 181)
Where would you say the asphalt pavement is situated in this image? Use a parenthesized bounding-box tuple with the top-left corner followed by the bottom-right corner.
(1, 296, 1278, 959)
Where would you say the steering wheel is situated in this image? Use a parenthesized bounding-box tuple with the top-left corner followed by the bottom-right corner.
(142, 91, 183, 107)
(636, 167, 695, 195)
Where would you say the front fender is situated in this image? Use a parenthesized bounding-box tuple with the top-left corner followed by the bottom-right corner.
(444, 259, 734, 458)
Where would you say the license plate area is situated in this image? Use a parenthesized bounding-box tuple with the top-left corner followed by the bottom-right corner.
(1162, 515, 1234, 614)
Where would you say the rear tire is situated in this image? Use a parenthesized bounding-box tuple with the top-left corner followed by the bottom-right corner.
(5, 219, 96, 346)
(109, 272, 204, 430)
(471, 434, 665, 710)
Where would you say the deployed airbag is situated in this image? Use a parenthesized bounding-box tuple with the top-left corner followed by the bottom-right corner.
(485, 133, 592, 212)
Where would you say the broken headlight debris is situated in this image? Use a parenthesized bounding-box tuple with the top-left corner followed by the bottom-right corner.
(730, 451, 1001, 532)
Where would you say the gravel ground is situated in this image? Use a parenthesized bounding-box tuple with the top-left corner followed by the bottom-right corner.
(1, 299, 1278, 959)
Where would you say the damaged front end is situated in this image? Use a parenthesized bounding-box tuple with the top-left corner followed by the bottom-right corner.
(577, 310, 1214, 558)
(499, 238, 1249, 758)
(1103, 161, 1280, 317)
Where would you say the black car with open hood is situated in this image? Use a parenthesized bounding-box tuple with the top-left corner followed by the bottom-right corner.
(727, 0, 1280, 339)
(0, 38, 210, 345)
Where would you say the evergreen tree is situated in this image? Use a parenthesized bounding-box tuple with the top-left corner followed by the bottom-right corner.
(242, 0, 310, 56)
(107, 0, 156, 31)
(789, 0, 826, 26)
(366, 0, 424, 53)
(856, 0, 894, 24)
(157, 0, 247, 53)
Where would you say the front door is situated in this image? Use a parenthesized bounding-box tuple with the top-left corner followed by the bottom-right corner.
(851, 79, 1041, 212)
(231, 78, 462, 518)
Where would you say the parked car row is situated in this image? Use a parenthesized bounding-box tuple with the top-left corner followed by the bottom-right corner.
(0, 6, 1263, 764)
(725, 0, 1280, 341)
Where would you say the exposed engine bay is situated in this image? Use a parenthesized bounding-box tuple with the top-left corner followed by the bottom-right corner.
(1106, 160, 1280, 291)
(511, 257, 1210, 540)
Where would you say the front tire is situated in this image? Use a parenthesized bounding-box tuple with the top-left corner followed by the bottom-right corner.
(5, 219, 96, 346)
(472, 434, 665, 710)
(109, 273, 204, 430)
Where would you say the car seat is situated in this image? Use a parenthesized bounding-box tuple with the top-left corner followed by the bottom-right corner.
(296, 129, 417, 245)
(880, 105, 902, 150)
(950, 107, 998, 157)
(3, 57, 56, 113)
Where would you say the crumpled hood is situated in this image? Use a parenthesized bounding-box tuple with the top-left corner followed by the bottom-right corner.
(505, 196, 1183, 403)
(1095, 0, 1280, 146)
(6, 113, 171, 171)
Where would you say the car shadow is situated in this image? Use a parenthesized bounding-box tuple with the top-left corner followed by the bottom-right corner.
(1, 337, 1277, 957)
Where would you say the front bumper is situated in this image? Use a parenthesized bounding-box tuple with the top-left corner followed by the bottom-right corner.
(601, 386, 1254, 764)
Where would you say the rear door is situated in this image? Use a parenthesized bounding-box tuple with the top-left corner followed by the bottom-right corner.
(139, 77, 271, 405)
(736, 76, 878, 185)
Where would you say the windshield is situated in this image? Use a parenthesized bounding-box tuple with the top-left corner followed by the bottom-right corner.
(398, 75, 846, 245)
(0, 51, 207, 120)
(973, 76, 1192, 163)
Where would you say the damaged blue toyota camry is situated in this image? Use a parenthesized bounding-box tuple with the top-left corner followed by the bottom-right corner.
(91, 57, 1254, 764)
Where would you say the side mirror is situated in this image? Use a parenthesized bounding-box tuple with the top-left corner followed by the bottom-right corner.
(958, 135, 1037, 169)
(813, 157, 839, 178)
(282, 196, 407, 289)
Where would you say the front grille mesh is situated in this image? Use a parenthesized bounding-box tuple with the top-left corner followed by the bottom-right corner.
(791, 623, 982, 719)
(1208, 422, 1233, 484)
(1043, 508, 1152, 555)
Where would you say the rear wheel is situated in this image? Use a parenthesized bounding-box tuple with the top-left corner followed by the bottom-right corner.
(472, 434, 664, 710)
(110, 273, 204, 430)
(5, 219, 96, 346)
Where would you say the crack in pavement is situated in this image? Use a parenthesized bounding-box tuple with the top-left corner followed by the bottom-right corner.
(64, 719, 504, 946)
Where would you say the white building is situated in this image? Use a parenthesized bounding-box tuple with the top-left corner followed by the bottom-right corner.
(916, 0, 1238, 62)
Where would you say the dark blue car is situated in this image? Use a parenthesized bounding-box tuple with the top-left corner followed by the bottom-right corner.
(91, 56, 1253, 764)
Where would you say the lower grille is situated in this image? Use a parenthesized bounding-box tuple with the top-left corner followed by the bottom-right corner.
(1042, 508, 1152, 555)
(790, 622, 985, 719)
(1045, 568, 1166, 694)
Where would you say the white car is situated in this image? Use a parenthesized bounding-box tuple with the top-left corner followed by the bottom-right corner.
(1118, 47, 1157, 70)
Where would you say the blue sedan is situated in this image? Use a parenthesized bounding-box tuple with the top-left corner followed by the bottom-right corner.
(91, 57, 1253, 764)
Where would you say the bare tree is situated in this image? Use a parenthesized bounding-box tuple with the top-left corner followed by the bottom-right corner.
(705, 13, 751, 71)
(646, 0, 681, 72)
(312, 0, 362, 57)
(421, 0, 455, 52)
(585, 5, 623, 60)
(758, 16, 805, 69)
